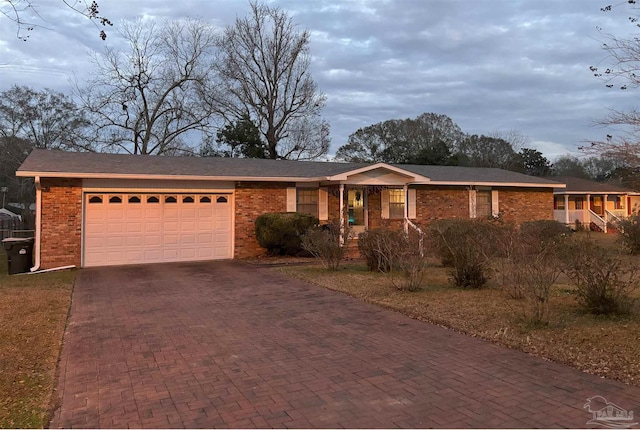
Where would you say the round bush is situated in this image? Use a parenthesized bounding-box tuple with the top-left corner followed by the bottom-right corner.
(255, 212, 319, 255)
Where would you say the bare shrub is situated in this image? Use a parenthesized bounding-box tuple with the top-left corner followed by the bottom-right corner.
(391, 231, 429, 292)
(357, 228, 405, 272)
(520, 220, 571, 245)
(358, 227, 428, 291)
(562, 237, 637, 316)
(301, 223, 345, 270)
(616, 212, 640, 255)
(429, 219, 498, 289)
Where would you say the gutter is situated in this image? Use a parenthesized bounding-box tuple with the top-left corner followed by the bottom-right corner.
(30, 176, 41, 272)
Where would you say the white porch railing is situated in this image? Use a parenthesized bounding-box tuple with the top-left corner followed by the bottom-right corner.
(554, 209, 610, 232)
(589, 210, 607, 232)
(405, 218, 424, 257)
(554, 209, 586, 225)
(606, 209, 626, 220)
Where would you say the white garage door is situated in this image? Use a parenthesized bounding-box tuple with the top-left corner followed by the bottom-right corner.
(83, 193, 233, 267)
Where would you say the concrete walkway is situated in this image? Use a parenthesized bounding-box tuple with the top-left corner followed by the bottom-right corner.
(50, 261, 640, 428)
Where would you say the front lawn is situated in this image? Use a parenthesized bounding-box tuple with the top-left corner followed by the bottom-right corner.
(275, 233, 640, 386)
(0, 250, 75, 428)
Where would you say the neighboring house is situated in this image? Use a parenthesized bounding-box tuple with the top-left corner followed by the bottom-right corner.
(552, 176, 640, 233)
(0, 207, 23, 241)
(17, 149, 563, 269)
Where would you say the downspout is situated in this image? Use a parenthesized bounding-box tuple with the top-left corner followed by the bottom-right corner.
(30, 176, 41, 272)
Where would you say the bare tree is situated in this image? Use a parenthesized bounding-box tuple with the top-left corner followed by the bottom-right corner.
(0, 85, 89, 221)
(0, 85, 90, 151)
(489, 129, 530, 152)
(583, 2, 640, 166)
(214, 1, 328, 160)
(76, 19, 220, 155)
(1, 0, 111, 41)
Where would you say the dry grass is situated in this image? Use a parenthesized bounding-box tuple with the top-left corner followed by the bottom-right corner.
(274, 231, 640, 386)
(0, 250, 75, 428)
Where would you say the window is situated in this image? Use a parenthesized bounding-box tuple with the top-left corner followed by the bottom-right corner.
(165, 196, 177, 203)
(216, 196, 228, 203)
(388, 189, 405, 219)
(475, 190, 492, 218)
(128, 195, 141, 203)
(297, 189, 318, 217)
(554, 196, 565, 210)
(200, 196, 211, 203)
(147, 196, 160, 203)
(575, 198, 584, 210)
(88, 195, 102, 204)
(182, 196, 194, 203)
(108, 195, 122, 204)
(615, 196, 624, 210)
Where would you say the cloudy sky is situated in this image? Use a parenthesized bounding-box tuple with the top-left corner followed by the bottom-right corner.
(0, 0, 636, 160)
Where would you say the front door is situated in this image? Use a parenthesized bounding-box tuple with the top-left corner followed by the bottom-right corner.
(348, 188, 366, 234)
(592, 196, 604, 215)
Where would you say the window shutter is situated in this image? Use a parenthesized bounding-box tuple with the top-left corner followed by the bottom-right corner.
(408, 188, 417, 219)
(318, 187, 328, 221)
(491, 190, 499, 217)
(469, 189, 476, 218)
(381, 189, 390, 219)
(286, 187, 296, 212)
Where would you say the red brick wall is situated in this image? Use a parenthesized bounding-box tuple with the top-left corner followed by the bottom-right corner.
(40, 178, 82, 269)
(497, 188, 554, 223)
(414, 186, 469, 227)
(234, 181, 291, 258)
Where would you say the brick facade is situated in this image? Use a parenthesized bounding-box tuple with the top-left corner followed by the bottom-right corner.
(33, 180, 555, 266)
(496, 187, 554, 224)
(40, 178, 82, 269)
(233, 181, 291, 258)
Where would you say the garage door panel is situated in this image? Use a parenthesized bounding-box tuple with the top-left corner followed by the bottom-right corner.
(84, 193, 232, 267)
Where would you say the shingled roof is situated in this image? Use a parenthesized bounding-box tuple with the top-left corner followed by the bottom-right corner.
(552, 176, 634, 194)
(17, 149, 564, 187)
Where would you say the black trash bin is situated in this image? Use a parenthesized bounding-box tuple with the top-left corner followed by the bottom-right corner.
(2, 237, 34, 275)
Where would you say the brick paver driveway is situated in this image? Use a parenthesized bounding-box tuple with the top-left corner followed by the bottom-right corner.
(51, 261, 640, 428)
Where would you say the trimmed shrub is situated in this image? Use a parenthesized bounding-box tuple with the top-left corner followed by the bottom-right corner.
(617, 213, 640, 255)
(562, 237, 637, 316)
(301, 223, 345, 270)
(255, 212, 318, 255)
(429, 219, 498, 289)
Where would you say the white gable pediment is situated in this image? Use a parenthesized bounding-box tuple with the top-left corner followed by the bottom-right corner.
(326, 163, 429, 185)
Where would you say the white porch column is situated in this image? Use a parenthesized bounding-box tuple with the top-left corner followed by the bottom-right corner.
(603, 194, 608, 233)
(585, 194, 590, 230)
(564, 194, 569, 226)
(339, 184, 345, 245)
(403, 184, 409, 235)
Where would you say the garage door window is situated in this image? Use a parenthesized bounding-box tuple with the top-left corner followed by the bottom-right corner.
(183, 196, 195, 203)
(165, 196, 177, 203)
(147, 196, 159, 203)
(109, 195, 122, 203)
(88, 195, 103, 204)
(200, 196, 211, 203)
(217, 196, 228, 203)
(128, 195, 141, 203)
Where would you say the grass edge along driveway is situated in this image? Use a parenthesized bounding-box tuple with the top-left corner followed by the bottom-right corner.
(0, 251, 75, 428)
